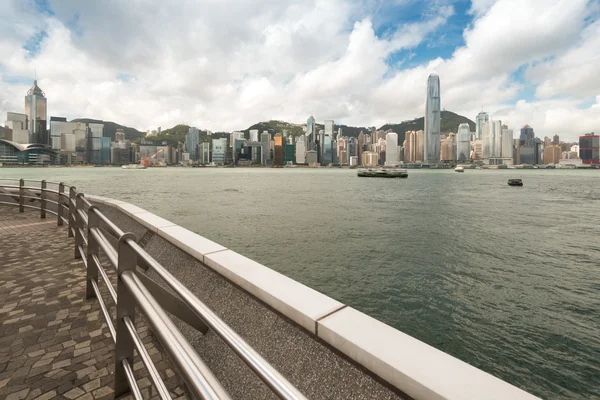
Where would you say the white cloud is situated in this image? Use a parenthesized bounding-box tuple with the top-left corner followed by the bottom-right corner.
(0, 0, 599, 140)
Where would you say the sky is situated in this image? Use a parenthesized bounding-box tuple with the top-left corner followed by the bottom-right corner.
(0, 0, 599, 140)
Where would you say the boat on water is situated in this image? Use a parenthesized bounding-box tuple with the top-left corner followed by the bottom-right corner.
(357, 168, 408, 178)
(121, 164, 147, 170)
(455, 166, 465, 172)
(508, 178, 523, 186)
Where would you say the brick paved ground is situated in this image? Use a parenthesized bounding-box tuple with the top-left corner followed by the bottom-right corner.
(0, 206, 188, 399)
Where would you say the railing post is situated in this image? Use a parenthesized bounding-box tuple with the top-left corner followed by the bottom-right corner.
(86, 206, 99, 299)
(40, 180, 47, 219)
(114, 233, 138, 397)
(74, 193, 85, 259)
(68, 187, 76, 237)
(19, 179, 24, 213)
(57, 183, 64, 226)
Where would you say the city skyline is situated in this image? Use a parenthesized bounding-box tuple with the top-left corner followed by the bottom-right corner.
(0, 1, 599, 140)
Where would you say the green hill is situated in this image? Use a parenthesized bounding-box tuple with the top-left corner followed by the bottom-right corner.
(379, 111, 475, 144)
(70, 119, 145, 142)
(243, 120, 304, 137)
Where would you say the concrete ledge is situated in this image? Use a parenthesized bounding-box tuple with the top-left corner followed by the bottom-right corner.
(157, 225, 226, 263)
(204, 249, 345, 334)
(317, 307, 539, 400)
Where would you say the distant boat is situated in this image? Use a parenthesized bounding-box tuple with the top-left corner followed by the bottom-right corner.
(508, 179, 523, 186)
(357, 168, 408, 178)
(121, 164, 147, 170)
(455, 166, 465, 173)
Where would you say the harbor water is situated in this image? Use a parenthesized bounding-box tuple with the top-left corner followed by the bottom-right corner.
(2, 167, 599, 399)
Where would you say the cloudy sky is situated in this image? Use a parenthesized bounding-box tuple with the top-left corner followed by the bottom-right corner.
(0, 0, 599, 140)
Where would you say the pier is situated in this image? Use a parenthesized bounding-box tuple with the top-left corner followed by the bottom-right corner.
(0, 179, 540, 400)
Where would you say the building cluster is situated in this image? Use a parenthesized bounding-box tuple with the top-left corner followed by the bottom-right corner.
(0, 80, 137, 165)
(1, 78, 598, 167)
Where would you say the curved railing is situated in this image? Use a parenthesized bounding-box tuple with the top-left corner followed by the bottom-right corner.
(0, 178, 308, 400)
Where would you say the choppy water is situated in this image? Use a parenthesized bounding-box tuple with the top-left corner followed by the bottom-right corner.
(2, 167, 599, 399)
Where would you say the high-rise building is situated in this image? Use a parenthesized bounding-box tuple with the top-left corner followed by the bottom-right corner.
(385, 132, 398, 166)
(552, 134, 560, 145)
(520, 125, 535, 141)
(261, 132, 270, 165)
(347, 137, 358, 160)
(25, 80, 48, 144)
(273, 133, 284, 166)
(357, 131, 365, 163)
(200, 142, 210, 164)
(295, 138, 306, 164)
(362, 151, 379, 166)
(49, 117, 67, 150)
(424, 73, 441, 163)
(482, 120, 502, 159)
(115, 129, 126, 142)
(501, 127, 513, 160)
(186, 127, 200, 161)
(518, 125, 541, 165)
(4, 112, 29, 144)
(441, 135, 454, 162)
(284, 143, 295, 165)
(543, 145, 561, 164)
(306, 116, 316, 151)
(475, 112, 489, 141)
(87, 123, 104, 164)
(457, 123, 470, 162)
(249, 129, 259, 142)
(212, 138, 227, 165)
(579, 134, 599, 164)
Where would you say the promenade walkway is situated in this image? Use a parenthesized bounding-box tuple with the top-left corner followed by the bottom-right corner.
(0, 207, 186, 400)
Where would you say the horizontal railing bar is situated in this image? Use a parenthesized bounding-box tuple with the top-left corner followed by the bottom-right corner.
(0, 184, 19, 189)
(81, 196, 92, 208)
(78, 245, 88, 267)
(122, 359, 143, 400)
(123, 316, 171, 400)
(21, 195, 41, 201)
(92, 253, 117, 304)
(121, 270, 231, 400)
(45, 199, 59, 206)
(19, 204, 41, 211)
(0, 178, 21, 181)
(42, 188, 59, 195)
(77, 209, 88, 226)
(21, 186, 43, 191)
(78, 227, 88, 246)
(91, 228, 119, 270)
(91, 278, 116, 342)
(0, 201, 19, 207)
(91, 208, 125, 237)
(126, 239, 307, 400)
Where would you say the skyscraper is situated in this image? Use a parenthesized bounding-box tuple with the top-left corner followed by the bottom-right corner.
(457, 123, 470, 162)
(424, 73, 441, 163)
(25, 80, 48, 144)
(260, 131, 270, 165)
(306, 116, 316, 151)
(273, 133, 284, 166)
(186, 127, 200, 161)
(357, 131, 364, 163)
(385, 132, 398, 166)
(475, 111, 489, 141)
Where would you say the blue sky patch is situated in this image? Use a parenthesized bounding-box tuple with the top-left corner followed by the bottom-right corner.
(117, 73, 134, 82)
(22, 30, 48, 57)
(34, 0, 54, 15)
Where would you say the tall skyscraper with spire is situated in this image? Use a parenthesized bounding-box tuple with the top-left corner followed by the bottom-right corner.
(424, 73, 440, 163)
(476, 111, 489, 141)
(25, 80, 48, 144)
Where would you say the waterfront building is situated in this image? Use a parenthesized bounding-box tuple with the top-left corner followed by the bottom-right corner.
(501, 127, 513, 161)
(571, 144, 580, 157)
(186, 127, 200, 161)
(357, 131, 365, 163)
(457, 123, 470, 162)
(362, 151, 379, 166)
(322, 131, 332, 165)
(543, 145, 561, 164)
(25, 80, 48, 145)
(212, 138, 227, 165)
(473, 140, 482, 160)
(200, 142, 210, 164)
(0, 140, 57, 164)
(579, 134, 599, 164)
(440, 134, 455, 162)
(339, 150, 347, 165)
(284, 143, 295, 165)
(544, 136, 551, 147)
(249, 129, 259, 142)
(295, 139, 306, 164)
(475, 111, 489, 141)
(349, 156, 358, 166)
(306, 150, 318, 165)
(115, 129, 126, 142)
(376, 138, 386, 165)
(518, 125, 542, 165)
(424, 73, 441, 163)
(261, 132, 270, 165)
(49, 117, 67, 150)
(86, 123, 104, 164)
(306, 116, 316, 151)
(385, 132, 399, 166)
(273, 133, 284, 166)
(482, 120, 502, 159)
(100, 137, 111, 164)
(4, 113, 29, 144)
(347, 137, 358, 160)
(61, 133, 75, 152)
(520, 125, 535, 141)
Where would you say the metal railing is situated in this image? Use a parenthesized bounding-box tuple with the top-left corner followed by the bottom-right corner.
(0, 179, 308, 400)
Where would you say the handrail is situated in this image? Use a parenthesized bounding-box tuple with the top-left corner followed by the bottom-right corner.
(126, 239, 308, 400)
(0, 179, 308, 400)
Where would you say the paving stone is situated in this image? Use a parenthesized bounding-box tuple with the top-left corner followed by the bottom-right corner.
(63, 387, 84, 399)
